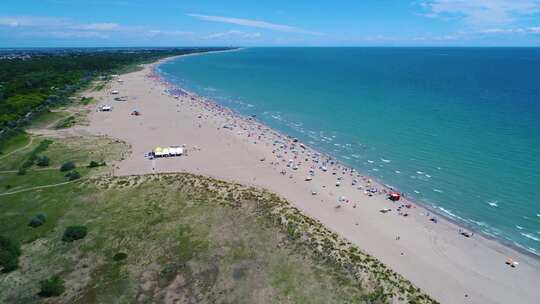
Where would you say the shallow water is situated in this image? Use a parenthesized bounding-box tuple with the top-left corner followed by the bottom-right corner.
(158, 47, 540, 255)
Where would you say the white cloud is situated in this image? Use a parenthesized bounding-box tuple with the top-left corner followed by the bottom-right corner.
(421, 0, 540, 25)
(205, 30, 261, 40)
(188, 13, 322, 35)
(74, 23, 120, 31)
(478, 26, 540, 34)
(0, 16, 118, 31)
(27, 31, 111, 39)
(0, 16, 68, 27)
(0, 15, 193, 41)
(145, 30, 193, 37)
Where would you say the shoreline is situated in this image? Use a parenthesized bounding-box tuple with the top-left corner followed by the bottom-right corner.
(154, 53, 539, 261)
(83, 52, 540, 304)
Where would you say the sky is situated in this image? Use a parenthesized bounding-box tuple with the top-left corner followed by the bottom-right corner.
(1, 0, 540, 47)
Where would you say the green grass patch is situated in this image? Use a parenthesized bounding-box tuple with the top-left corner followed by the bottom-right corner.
(39, 275, 65, 297)
(0, 132, 31, 157)
(0, 235, 22, 273)
(44, 136, 127, 169)
(79, 96, 95, 105)
(54, 115, 77, 129)
(29, 110, 70, 129)
(93, 82, 106, 91)
(0, 168, 89, 194)
(0, 175, 395, 303)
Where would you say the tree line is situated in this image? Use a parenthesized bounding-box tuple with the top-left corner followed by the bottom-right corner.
(0, 47, 233, 149)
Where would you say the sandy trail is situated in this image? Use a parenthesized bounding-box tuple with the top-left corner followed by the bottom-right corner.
(79, 58, 540, 304)
(0, 136, 34, 160)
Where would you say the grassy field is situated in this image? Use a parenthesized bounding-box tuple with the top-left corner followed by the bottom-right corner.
(0, 135, 128, 172)
(0, 172, 412, 304)
(0, 132, 32, 157)
(0, 170, 437, 303)
(29, 111, 71, 130)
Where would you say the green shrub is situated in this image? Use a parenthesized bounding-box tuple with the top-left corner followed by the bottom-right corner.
(20, 140, 53, 171)
(17, 167, 26, 175)
(0, 235, 21, 273)
(54, 116, 76, 129)
(113, 252, 128, 262)
(62, 225, 87, 242)
(34, 140, 53, 154)
(80, 97, 94, 105)
(20, 158, 34, 169)
(36, 155, 49, 167)
(38, 275, 65, 297)
(88, 160, 99, 168)
(65, 170, 81, 181)
(60, 161, 75, 172)
(28, 214, 47, 228)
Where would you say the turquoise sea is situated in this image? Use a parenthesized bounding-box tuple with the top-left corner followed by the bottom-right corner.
(158, 48, 540, 255)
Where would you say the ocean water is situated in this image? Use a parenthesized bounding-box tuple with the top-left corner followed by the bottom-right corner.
(158, 47, 540, 255)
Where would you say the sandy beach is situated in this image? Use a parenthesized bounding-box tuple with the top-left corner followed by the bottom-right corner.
(79, 54, 540, 304)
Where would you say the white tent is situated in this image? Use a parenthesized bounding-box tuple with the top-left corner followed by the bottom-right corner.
(153, 146, 183, 157)
(154, 147, 165, 157)
(170, 147, 183, 156)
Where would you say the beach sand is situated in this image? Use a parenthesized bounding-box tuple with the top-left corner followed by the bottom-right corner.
(80, 55, 540, 304)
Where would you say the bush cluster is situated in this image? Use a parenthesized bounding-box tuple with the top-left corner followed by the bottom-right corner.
(17, 167, 26, 175)
(65, 170, 81, 181)
(60, 161, 75, 172)
(39, 275, 65, 297)
(0, 235, 21, 273)
(28, 214, 47, 228)
(17, 140, 53, 172)
(113, 252, 128, 262)
(62, 225, 87, 242)
(36, 155, 49, 167)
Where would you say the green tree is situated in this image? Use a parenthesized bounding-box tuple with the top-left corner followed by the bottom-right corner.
(36, 155, 49, 167)
(62, 225, 87, 242)
(38, 275, 65, 297)
(60, 161, 75, 172)
(0, 235, 21, 273)
(28, 214, 47, 228)
(65, 170, 81, 180)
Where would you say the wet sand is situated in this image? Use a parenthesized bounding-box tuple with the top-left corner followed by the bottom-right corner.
(81, 55, 540, 304)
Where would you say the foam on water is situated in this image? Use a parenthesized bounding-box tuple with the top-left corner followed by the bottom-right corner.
(488, 201, 499, 207)
(521, 233, 540, 242)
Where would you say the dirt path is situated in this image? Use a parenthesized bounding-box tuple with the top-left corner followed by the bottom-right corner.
(0, 136, 34, 160)
(0, 179, 81, 196)
(0, 167, 61, 174)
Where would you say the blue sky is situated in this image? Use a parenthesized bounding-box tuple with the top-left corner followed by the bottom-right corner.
(1, 0, 540, 47)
